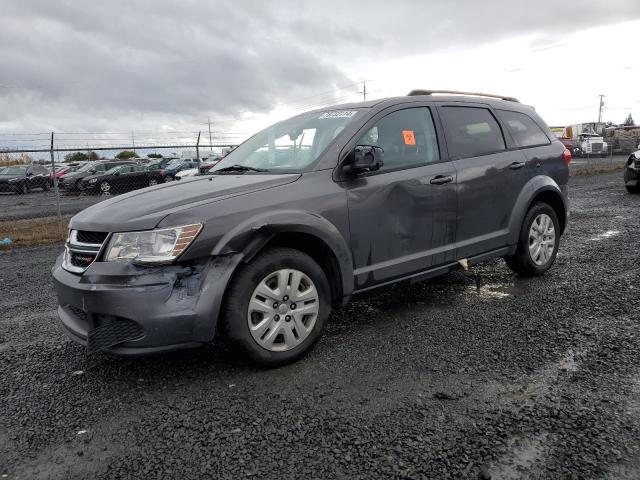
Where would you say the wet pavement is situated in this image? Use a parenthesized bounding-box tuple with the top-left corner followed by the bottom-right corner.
(0, 170, 639, 479)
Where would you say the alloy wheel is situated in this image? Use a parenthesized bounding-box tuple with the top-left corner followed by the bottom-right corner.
(100, 181, 111, 195)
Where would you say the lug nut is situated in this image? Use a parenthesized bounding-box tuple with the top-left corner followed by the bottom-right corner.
(285, 315, 291, 322)
(290, 303, 296, 310)
(273, 302, 279, 308)
(283, 295, 289, 301)
(274, 314, 280, 321)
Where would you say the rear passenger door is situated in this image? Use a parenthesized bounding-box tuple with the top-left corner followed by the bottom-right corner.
(438, 103, 530, 258)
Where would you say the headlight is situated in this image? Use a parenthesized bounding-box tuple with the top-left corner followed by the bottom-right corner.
(104, 223, 202, 264)
(88, 178, 98, 184)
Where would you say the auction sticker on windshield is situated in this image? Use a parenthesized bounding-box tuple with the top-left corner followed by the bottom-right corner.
(318, 111, 357, 119)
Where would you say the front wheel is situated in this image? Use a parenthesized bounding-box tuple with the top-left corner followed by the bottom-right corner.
(626, 184, 640, 194)
(99, 181, 112, 195)
(505, 202, 560, 277)
(148, 178, 158, 186)
(222, 248, 331, 366)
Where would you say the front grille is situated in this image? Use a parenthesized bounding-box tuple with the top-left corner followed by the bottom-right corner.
(76, 230, 109, 245)
(88, 317, 145, 352)
(70, 251, 97, 268)
(63, 229, 110, 274)
(591, 142, 603, 153)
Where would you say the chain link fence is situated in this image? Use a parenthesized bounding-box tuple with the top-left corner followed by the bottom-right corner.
(0, 139, 237, 249)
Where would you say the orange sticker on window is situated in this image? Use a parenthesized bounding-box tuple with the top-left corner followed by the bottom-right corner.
(402, 130, 416, 145)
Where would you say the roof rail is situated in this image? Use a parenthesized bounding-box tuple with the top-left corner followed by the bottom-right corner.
(407, 89, 520, 103)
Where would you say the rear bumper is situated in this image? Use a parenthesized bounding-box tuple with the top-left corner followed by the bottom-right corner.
(52, 252, 242, 355)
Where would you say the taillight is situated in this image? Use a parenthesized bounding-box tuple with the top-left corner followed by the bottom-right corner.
(563, 148, 572, 165)
(159, 170, 165, 176)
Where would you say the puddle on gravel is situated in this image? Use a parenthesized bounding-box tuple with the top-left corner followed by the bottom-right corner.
(590, 230, 621, 241)
(466, 280, 529, 300)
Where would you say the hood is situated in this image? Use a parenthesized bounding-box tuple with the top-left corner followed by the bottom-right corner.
(70, 173, 301, 232)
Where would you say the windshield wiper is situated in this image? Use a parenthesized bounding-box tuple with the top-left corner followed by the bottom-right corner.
(213, 164, 269, 174)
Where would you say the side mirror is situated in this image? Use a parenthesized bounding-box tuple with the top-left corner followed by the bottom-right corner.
(26, 172, 33, 177)
(344, 145, 384, 175)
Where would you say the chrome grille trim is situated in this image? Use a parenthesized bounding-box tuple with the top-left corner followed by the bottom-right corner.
(62, 230, 111, 274)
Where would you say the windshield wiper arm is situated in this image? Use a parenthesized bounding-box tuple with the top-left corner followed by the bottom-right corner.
(213, 164, 268, 173)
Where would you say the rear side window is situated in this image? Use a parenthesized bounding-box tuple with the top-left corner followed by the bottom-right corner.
(441, 106, 506, 158)
(497, 109, 550, 147)
(357, 107, 440, 171)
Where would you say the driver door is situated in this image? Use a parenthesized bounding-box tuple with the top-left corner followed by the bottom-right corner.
(343, 106, 458, 291)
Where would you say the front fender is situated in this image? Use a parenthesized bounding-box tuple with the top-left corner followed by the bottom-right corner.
(211, 210, 354, 297)
(507, 175, 566, 245)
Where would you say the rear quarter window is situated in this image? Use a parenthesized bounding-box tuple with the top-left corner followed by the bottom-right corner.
(440, 106, 506, 158)
(496, 109, 550, 148)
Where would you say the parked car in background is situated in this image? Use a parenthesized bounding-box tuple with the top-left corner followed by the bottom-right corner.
(199, 157, 222, 174)
(53, 90, 569, 366)
(78, 163, 166, 195)
(174, 168, 200, 180)
(58, 160, 135, 192)
(163, 160, 198, 180)
(624, 150, 640, 193)
(145, 158, 171, 171)
(0, 164, 51, 194)
(50, 164, 81, 183)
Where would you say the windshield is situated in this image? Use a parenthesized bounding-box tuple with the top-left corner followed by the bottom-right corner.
(211, 109, 364, 173)
(2, 166, 27, 175)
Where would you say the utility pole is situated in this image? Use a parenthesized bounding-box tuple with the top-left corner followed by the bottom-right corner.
(132, 130, 136, 153)
(196, 131, 201, 164)
(208, 117, 213, 151)
(597, 94, 605, 123)
(361, 81, 367, 102)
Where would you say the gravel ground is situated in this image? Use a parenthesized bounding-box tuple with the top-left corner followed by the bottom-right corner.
(0, 170, 639, 479)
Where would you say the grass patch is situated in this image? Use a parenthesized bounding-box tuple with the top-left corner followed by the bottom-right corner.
(0, 215, 70, 249)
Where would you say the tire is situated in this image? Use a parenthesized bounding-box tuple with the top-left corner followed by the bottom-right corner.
(505, 202, 560, 277)
(148, 178, 158, 186)
(626, 184, 640, 194)
(43, 181, 50, 191)
(21, 182, 28, 195)
(221, 247, 331, 367)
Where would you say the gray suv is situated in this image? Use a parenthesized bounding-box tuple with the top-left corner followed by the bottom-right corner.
(52, 90, 570, 366)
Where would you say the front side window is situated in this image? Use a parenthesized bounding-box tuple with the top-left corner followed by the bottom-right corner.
(356, 107, 439, 171)
(2, 166, 27, 175)
(497, 109, 550, 148)
(211, 109, 365, 173)
(441, 106, 506, 158)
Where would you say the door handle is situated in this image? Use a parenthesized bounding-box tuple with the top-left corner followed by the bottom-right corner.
(508, 161, 526, 170)
(429, 174, 453, 185)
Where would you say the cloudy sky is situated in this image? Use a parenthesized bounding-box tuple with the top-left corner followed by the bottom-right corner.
(1, 0, 640, 151)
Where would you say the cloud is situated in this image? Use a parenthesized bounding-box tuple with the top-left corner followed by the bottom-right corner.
(1, 0, 639, 137)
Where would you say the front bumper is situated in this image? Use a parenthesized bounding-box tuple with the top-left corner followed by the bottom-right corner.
(52, 252, 242, 355)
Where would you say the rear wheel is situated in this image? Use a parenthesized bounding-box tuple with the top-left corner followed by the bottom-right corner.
(505, 202, 560, 277)
(626, 184, 640, 194)
(148, 178, 158, 186)
(222, 248, 331, 366)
